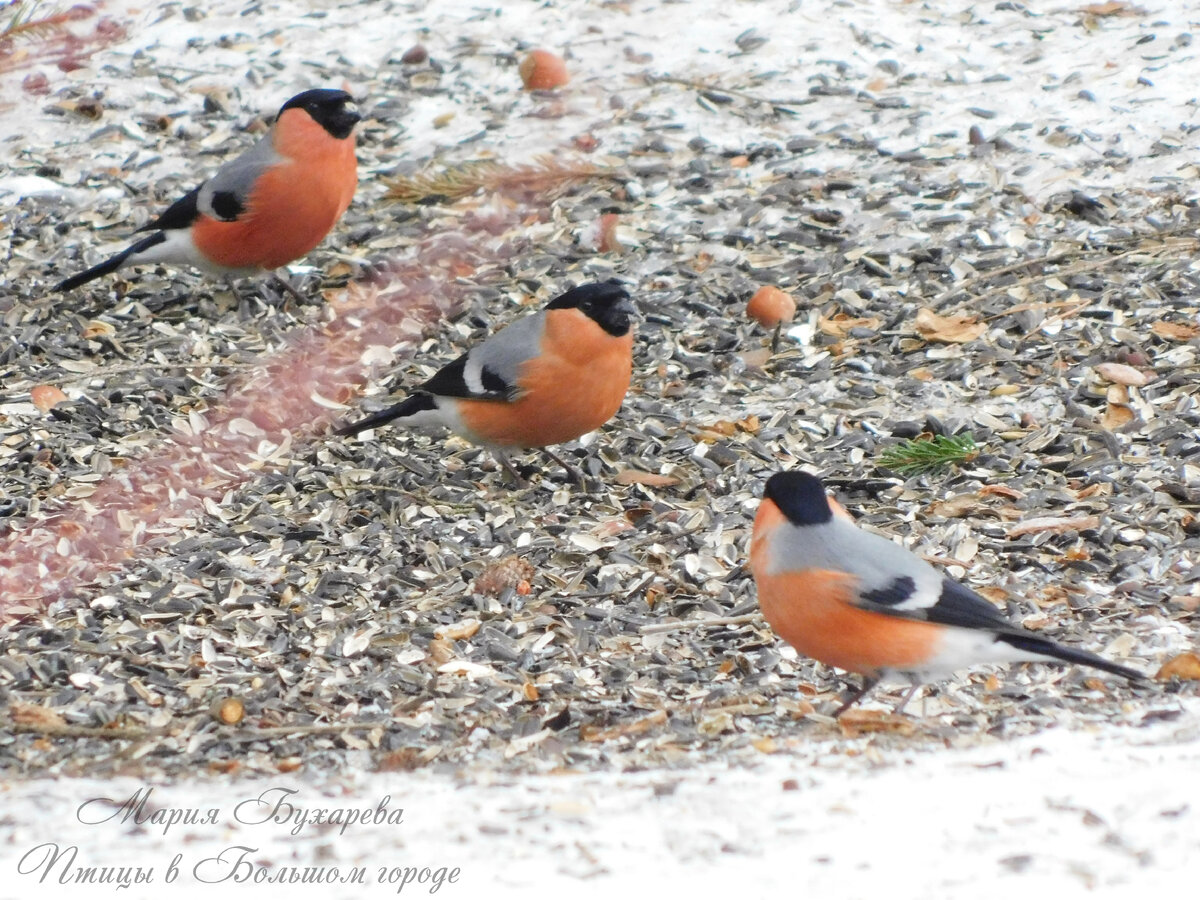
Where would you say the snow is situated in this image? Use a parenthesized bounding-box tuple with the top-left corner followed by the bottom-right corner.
(4, 711, 1200, 899)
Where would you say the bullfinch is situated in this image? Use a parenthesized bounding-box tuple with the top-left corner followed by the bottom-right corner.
(750, 470, 1142, 714)
(336, 281, 635, 483)
(53, 88, 360, 295)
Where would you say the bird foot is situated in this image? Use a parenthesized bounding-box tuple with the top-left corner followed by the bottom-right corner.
(271, 272, 308, 307)
(832, 676, 881, 717)
(538, 447, 588, 486)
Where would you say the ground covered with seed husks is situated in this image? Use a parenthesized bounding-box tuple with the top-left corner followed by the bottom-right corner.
(1, 0, 1200, 894)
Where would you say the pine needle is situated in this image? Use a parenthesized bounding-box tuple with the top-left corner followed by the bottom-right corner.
(878, 433, 980, 476)
(384, 155, 617, 204)
(0, 1, 68, 44)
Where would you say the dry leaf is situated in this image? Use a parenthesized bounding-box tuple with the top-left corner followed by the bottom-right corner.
(736, 415, 761, 434)
(697, 711, 735, 736)
(277, 757, 303, 773)
(1156, 652, 1200, 681)
(1081, 1, 1146, 16)
(1101, 383, 1135, 429)
(979, 484, 1025, 500)
(1007, 515, 1101, 538)
(751, 736, 778, 753)
(644, 583, 664, 608)
(615, 469, 680, 487)
(818, 311, 882, 338)
(428, 637, 455, 665)
(914, 307, 987, 343)
(925, 493, 982, 518)
(1095, 362, 1148, 386)
(693, 419, 738, 441)
(1151, 321, 1200, 342)
(975, 585, 1010, 604)
(9, 701, 66, 728)
(377, 748, 428, 772)
(1035, 584, 1071, 610)
(82, 319, 116, 339)
(1169, 594, 1200, 612)
(837, 708, 916, 737)
(592, 518, 634, 538)
(437, 618, 481, 641)
(581, 709, 668, 742)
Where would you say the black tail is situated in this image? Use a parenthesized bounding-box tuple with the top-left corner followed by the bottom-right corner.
(999, 633, 1143, 681)
(53, 232, 166, 293)
(334, 394, 433, 437)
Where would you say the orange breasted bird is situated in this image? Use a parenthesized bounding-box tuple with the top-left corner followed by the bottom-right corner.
(750, 471, 1142, 714)
(53, 89, 360, 295)
(336, 281, 635, 482)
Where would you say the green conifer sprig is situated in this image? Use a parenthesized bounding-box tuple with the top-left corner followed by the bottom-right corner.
(878, 433, 979, 475)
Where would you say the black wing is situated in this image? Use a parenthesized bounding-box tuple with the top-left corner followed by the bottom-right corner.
(854, 575, 1143, 681)
(854, 575, 1019, 633)
(420, 353, 515, 402)
(919, 578, 1022, 632)
(136, 186, 201, 233)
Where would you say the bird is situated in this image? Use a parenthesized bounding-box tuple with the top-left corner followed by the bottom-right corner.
(336, 281, 636, 483)
(749, 470, 1142, 715)
(52, 88, 361, 298)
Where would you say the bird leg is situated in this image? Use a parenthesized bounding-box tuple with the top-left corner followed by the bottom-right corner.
(539, 447, 583, 484)
(225, 275, 273, 320)
(891, 682, 923, 716)
(832, 675, 881, 717)
(224, 275, 252, 305)
(490, 450, 529, 487)
(271, 271, 308, 306)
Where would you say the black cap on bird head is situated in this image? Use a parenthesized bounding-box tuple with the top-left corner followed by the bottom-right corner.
(546, 280, 635, 337)
(279, 89, 361, 139)
(763, 471, 833, 526)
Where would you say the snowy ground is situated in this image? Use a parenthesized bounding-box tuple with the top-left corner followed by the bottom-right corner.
(5, 710, 1200, 900)
(3, 0, 1200, 897)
